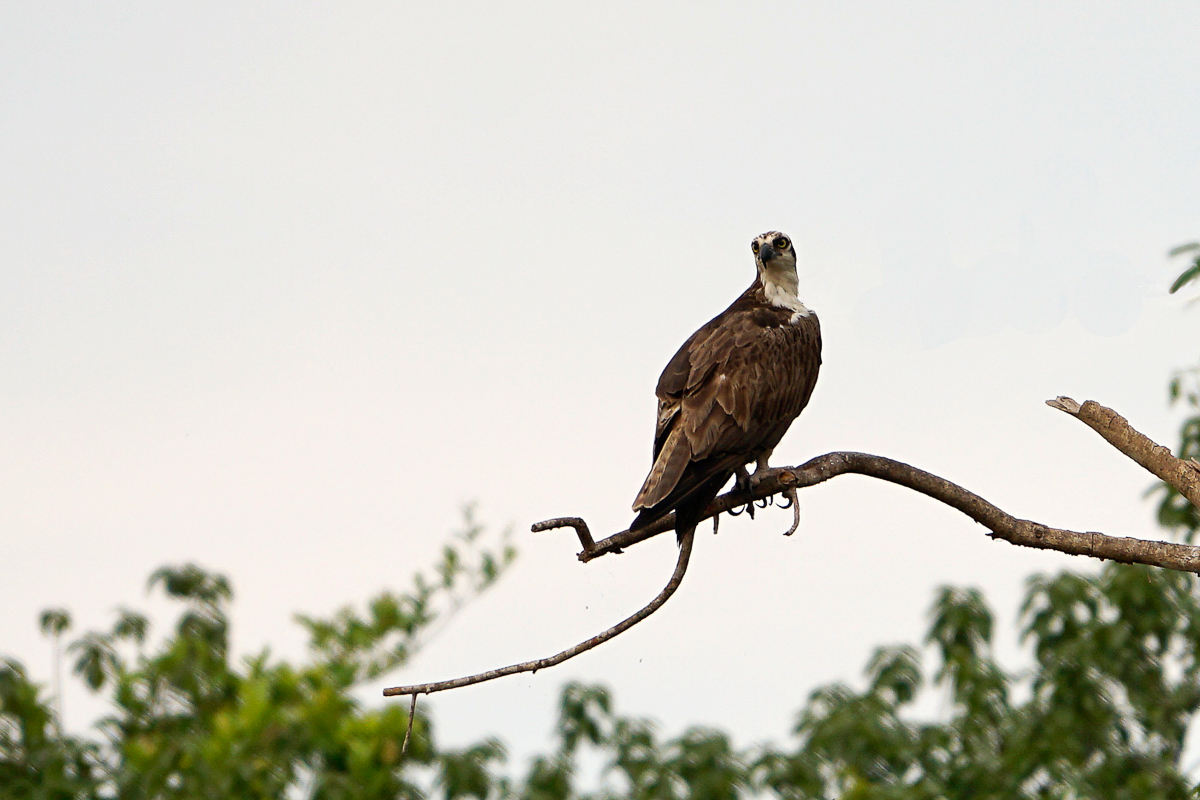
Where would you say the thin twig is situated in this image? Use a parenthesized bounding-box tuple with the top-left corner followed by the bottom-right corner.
(383, 530, 695, 698)
(401, 693, 417, 756)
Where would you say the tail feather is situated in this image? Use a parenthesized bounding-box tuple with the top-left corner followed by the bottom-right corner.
(668, 472, 734, 543)
(631, 456, 740, 543)
(633, 426, 690, 512)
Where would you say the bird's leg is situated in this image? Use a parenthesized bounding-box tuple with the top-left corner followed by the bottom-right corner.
(736, 464, 753, 493)
(728, 465, 755, 518)
(752, 453, 773, 510)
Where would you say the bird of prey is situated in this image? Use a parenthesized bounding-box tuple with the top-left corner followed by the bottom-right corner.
(631, 231, 822, 542)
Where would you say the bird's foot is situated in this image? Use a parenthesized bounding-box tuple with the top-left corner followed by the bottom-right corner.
(780, 488, 801, 536)
(728, 467, 756, 519)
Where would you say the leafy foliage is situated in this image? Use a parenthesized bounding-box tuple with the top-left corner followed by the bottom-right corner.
(0, 659, 101, 799)
(2, 508, 515, 799)
(489, 565, 1200, 799)
(1156, 246, 1200, 536)
(1168, 242, 1200, 296)
(12, 556, 1200, 799)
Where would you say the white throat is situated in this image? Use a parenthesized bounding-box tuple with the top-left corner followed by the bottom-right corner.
(760, 263, 811, 318)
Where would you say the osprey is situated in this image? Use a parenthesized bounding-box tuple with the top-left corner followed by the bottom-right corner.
(631, 231, 822, 541)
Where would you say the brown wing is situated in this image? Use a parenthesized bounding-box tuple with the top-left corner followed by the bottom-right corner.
(632, 298, 821, 531)
(631, 313, 729, 512)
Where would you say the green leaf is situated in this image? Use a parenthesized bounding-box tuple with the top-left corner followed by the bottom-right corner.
(1169, 262, 1200, 294)
(113, 608, 149, 645)
(148, 563, 233, 605)
(38, 608, 71, 637)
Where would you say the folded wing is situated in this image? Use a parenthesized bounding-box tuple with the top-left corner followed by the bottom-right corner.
(632, 296, 821, 536)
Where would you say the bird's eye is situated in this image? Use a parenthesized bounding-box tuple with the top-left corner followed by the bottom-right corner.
(774, 236, 790, 250)
(751, 241, 760, 253)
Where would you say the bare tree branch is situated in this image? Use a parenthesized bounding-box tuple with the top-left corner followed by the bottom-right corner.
(1047, 396, 1200, 509)
(385, 397, 1200, 702)
(537, 399, 1200, 574)
(382, 529, 695, 698)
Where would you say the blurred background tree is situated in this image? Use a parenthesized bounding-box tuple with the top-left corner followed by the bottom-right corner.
(1, 507, 517, 800)
(1157, 242, 1200, 537)
(4, 254, 1200, 799)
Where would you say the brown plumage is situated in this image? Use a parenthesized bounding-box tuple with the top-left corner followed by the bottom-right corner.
(631, 231, 822, 541)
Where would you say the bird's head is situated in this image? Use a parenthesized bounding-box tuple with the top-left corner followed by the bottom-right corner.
(748, 231, 796, 281)
(751, 231, 797, 276)
(751, 230, 805, 311)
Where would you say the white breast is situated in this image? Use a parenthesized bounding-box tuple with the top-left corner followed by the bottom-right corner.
(763, 273, 812, 321)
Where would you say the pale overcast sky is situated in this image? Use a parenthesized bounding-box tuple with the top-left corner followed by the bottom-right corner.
(3, 1, 1200, 764)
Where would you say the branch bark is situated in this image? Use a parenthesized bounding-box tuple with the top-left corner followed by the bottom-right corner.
(1047, 396, 1200, 509)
